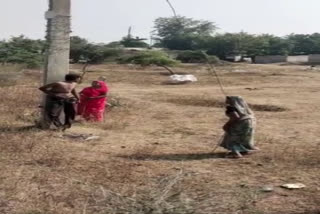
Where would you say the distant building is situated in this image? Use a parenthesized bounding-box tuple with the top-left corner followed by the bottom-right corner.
(255, 56, 287, 64)
(225, 55, 242, 62)
(287, 56, 309, 63)
(255, 55, 320, 64)
(308, 55, 320, 64)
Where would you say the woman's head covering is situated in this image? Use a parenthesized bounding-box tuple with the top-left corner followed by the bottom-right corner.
(226, 96, 254, 118)
(97, 80, 108, 93)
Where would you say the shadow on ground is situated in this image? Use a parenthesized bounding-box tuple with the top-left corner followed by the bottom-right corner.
(0, 125, 39, 133)
(119, 152, 226, 161)
(164, 96, 288, 112)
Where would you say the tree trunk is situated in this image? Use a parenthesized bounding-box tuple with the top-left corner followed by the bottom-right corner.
(160, 65, 175, 75)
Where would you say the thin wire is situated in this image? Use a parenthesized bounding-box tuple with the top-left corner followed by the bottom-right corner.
(200, 51, 228, 153)
(201, 51, 227, 96)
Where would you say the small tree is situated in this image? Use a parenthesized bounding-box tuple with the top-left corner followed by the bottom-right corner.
(153, 16, 217, 50)
(118, 51, 178, 75)
(70, 36, 89, 63)
(120, 36, 149, 48)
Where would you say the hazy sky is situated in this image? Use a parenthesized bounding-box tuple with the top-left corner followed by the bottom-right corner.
(0, 0, 319, 43)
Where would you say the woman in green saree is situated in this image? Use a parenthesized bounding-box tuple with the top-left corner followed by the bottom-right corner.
(220, 96, 259, 158)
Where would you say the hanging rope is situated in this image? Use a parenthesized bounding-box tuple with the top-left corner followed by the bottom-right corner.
(201, 51, 227, 96)
(79, 63, 89, 84)
(165, 0, 178, 17)
(211, 134, 225, 153)
(162, 1, 226, 152)
(201, 51, 228, 152)
(163, 0, 227, 97)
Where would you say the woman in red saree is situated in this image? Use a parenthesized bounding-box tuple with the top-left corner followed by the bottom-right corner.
(78, 80, 109, 121)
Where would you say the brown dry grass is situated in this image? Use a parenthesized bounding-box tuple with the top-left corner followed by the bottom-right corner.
(0, 63, 319, 214)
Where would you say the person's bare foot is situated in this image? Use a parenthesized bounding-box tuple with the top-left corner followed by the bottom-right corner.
(241, 151, 251, 155)
(226, 151, 243, 159)
(250, 147, 260, 151)
(234, 151, 243, 158)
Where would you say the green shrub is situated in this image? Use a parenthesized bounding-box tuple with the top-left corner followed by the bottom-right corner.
(207, 55, 220, 64)
(176, 50, 219, 64)
(120, 37, 149, 48)
(70, 36, 121, 64)
(0, 36, 44, 69)
(118, 51, 178, 67)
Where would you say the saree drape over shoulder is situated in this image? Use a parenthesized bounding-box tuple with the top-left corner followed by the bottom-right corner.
(78, 81, 109, 121)
(220, 96, 256, 153)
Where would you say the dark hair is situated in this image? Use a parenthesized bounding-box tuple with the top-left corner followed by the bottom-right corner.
(65, 74, 80, 82)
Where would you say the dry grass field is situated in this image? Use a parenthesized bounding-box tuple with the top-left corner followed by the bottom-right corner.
(0, 63, 319, 214)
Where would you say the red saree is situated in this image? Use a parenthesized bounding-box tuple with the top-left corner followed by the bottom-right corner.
(77, 81, 109, 121)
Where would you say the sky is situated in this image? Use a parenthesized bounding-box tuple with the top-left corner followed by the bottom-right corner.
(0, 0, 320, 43)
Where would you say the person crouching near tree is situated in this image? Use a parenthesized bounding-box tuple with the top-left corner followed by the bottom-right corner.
(39, 74, 81, 130)
(220, 96, 259, 158)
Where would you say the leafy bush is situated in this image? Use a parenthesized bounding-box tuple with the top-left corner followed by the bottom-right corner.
(0, 36, 44, 69)
(83, 45, 121, 64)
(176, 51, 203, 63)
(118, 51, 178, 67)
(176, 50, 219, 63)
(118, 51, 179, 74)
(120, 37, 149, 48)
(6, 51, 43, 68)
(70, 36, 121, 64)
(206, 55, 220, 64)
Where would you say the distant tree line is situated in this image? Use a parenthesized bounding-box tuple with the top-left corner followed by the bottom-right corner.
(0, 35, 45, 68)
(2, 16, 320, 68)
(0, 36, 122, 68)
(152, 16, 320, 62)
